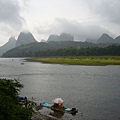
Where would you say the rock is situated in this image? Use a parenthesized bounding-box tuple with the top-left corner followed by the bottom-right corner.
(32, 112, 57, 120)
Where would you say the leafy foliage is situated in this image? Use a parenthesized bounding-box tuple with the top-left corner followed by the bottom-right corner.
(2, 41, 120, 57)
(0, 79, 34, 120)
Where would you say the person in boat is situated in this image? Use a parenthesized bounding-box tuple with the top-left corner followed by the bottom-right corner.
(59, 103, 64, 110)
(52, 103, 64, 110)
(52, 103, 59, 109)
(52, 98, 64, 110)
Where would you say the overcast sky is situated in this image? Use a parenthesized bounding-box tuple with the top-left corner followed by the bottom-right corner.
(0, 0, 120, 46)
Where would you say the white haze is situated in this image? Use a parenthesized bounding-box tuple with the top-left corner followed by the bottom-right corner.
(0, 0, 120, 46)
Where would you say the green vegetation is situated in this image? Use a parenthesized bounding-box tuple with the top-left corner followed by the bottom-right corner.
(0, 79, 36, 120)
(28, 56, 120, 65)
(2, 41, 120, 57)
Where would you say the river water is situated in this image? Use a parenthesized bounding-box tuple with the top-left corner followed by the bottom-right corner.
(0, 58, 120, 120)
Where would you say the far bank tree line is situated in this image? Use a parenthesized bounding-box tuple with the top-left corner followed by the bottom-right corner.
(3, 45, 120, 57)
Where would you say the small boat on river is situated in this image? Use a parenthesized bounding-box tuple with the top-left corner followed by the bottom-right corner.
(40, 102, 78, 115)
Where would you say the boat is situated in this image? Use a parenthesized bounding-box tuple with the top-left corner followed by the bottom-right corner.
(40, 102, 78, 115)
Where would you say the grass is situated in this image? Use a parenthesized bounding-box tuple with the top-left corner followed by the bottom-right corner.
(27, 56, 120, 66)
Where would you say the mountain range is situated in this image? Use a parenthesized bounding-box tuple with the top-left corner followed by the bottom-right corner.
(0, 32, 120, 56)
(86, 33, 120, 44)
(0, 32, 37, 56)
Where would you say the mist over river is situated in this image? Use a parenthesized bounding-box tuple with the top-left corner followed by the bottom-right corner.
(0, 58, 120, 120)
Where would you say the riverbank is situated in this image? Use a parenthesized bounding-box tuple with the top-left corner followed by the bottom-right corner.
(32, 112, 57, 120)
(32, 105, 57, 120)
(26, 56, 120, 66)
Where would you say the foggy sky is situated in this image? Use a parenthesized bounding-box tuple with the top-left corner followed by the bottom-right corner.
(0, 0, 120, 46)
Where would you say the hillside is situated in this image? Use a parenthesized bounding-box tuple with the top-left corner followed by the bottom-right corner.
(2, 41, 96, 57)
(0, 37, 16, 56)
(2, 40, 118, 57)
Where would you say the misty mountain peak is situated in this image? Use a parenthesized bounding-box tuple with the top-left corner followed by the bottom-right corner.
(9, 36, 16, 42)
(47, 33, 74, 42)
(16, 32, 37, 47)
(0, 36, 16, 56)
(47, 34, 59, 41)
(97, 33, 114, 43)
(115, 35, 120, 44)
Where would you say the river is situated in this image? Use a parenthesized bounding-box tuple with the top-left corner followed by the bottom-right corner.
(0, 58, 120, 120)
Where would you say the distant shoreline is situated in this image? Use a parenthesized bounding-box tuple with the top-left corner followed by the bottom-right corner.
(26, 56, 120, 66)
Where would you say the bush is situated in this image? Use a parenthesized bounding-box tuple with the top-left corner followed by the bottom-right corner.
(0, 79, 34, 120)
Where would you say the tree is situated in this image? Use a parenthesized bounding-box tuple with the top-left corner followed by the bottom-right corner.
(0, 79, 34, 120)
